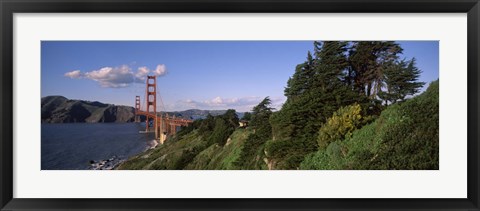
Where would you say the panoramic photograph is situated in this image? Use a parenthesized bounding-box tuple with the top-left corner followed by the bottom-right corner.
(41, 41, 439, 170)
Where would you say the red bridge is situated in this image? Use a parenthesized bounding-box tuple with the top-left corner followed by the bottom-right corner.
(134, 75, 193, 143)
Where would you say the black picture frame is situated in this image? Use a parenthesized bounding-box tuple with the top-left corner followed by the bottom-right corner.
(1, 0, 479, 210)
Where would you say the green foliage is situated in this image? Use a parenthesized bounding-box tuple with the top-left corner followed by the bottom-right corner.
(348, 41, 403, 98)
(267, 41, 424, 170)
(269, 41, 364, 169)
(208, 118, 235, 146)
(264, 137, 317, 169)
(300, 80, 439, 170)
(235, 97, 274, 169)
(379, 58, 426, 104)
(118, 130, 208, 170)
(249, 97, 273, 137)
(280, 42, 364, 136)
(284, 51, 316, 98)
(198, 114, 215, 137)
(317, 103, 371, 149)
(118, 110, 241, 170)
(300, 142, 347, 170)
(193, 110, 239, 146)
(241, 112, 252, 121)
(234, 133, 268, 169)
(183, 144, 222, 170)
(222, 109, 240, 128)
(185, 128, 254, 170)
(119, 41, 433, 171)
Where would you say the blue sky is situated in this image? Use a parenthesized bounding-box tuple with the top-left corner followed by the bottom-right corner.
(41, 41, 439, 112)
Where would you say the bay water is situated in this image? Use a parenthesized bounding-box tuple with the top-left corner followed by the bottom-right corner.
(41, 123, 155, 170)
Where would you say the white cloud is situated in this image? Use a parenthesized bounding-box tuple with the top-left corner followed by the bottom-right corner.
(153, 64, 167, 76)
(64, 64, 167, 88)
(133, 64, 167, 81)
(135, 66, 150, 81)
(168, 96, 287, 112)
(84, 65, 134, 88)
(64, 70, 82, 79)
(270, 96, 287, 110)
(211, 96, 223, 104)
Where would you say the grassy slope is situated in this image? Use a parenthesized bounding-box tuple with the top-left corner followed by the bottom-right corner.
(300, 80, 439, 170)
(119, 81, 439, 170)
(117, 128, 253, 170)
(185, 128, 253, 170)
(117, 130, 205, 170)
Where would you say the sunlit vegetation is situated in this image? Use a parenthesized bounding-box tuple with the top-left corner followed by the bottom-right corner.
(117, 41, 438, 170)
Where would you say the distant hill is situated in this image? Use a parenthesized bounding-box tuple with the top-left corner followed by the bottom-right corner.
(41, 96, 245, 123)
(166, 109, 244, 120)
(41, 96, 136, 123)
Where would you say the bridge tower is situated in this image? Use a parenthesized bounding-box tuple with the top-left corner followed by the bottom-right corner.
(158, 113, 166, 144)
(134, 95, 141, 122)
(145, 76, 157, 132)
(134, 75, 193, 143)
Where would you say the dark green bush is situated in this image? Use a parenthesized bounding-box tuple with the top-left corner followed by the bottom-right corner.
(234, 133, 268, 169)
(208, 118, 235, 146)
(265, 137, 317, 169)
(301, 80, 439, 170)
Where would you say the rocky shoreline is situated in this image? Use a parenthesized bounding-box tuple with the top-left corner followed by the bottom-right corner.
(88, 156, 126, 170)
(89, 139, 160, 170)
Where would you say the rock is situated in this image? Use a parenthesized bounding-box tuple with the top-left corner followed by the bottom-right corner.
(225, 138, 232, 146)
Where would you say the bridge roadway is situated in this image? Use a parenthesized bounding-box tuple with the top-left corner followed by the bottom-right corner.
(135, 110, 193, 142)
(135, 111, 193, 126)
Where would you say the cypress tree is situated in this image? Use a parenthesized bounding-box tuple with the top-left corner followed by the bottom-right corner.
(379, 58, 425, 104)
(349, 41, 403, 99)
(269, 41, 362, 169)
(284, 51, 315, 99)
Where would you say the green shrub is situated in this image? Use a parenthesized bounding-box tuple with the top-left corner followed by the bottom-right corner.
(300, 80, 439, 170)
(186, 128, 253, 170)
(317, 103, 370, 149)
(300, 142, 347, 170)
(208, 118, 234, 146)
(264, 137, 317, 169)
(198, 114, 216, 137)
(234, 133, 267, 169)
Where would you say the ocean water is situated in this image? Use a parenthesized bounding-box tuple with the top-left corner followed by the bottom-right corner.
(41, 123, 155, 170)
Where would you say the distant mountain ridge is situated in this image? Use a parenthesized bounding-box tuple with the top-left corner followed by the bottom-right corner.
(166, 109, 244, 120)
(41, 96, 244, 123)
(41, 96, 136, 123)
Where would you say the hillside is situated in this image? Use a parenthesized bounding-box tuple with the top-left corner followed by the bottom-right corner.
(41, 96, 136, 123)
(41, 96, 243, 123)
(299, 80, 439, 170)
(118, 128, 254, 170)
(117, 80, 439, 170)
(166, 109, 244, 120)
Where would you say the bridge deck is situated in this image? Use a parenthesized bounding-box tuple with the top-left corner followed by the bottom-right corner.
(135, 110, 193, 126)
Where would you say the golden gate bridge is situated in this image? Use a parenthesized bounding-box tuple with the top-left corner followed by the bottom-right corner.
(134, 75, 193, 143)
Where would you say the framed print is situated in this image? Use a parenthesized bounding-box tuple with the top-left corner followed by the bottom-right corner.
(1, 0, 479, 210)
